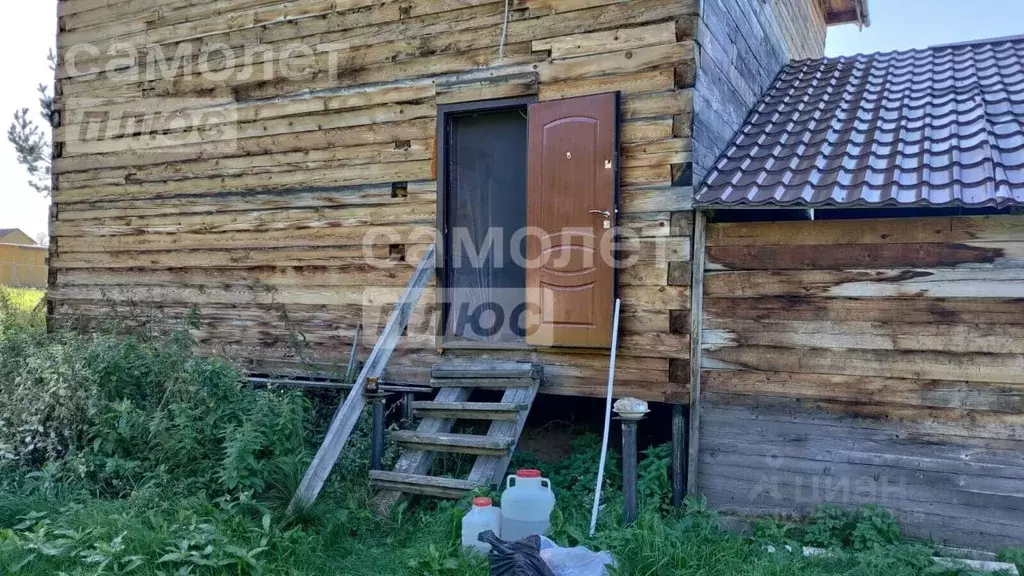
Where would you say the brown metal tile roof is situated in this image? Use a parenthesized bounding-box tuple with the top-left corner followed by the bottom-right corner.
(696, 37, 1024, 208)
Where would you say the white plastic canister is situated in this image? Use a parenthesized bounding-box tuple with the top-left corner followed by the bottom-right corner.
(500, 469, 556, 542)
(462, 496, 501, 553)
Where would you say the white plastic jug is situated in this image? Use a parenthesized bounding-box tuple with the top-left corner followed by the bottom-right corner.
(500, 469, 556, 542)
(462, 497, 501, 553)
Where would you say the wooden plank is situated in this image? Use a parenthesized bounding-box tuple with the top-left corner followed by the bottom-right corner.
(468, 378, 541, 487)
(428, 377, 536, 389)
(706, 216, 1024, 247)
(412, 402, 528, 421)
(687, 210, 707, 494)
(538, 42, 695, 83)
(706, 241, 1023, 270)
(57, 117, 438, 175)
(431, 362, 535, 378)
(436, 72, 539, 104)
(287, 244, 436, 513)
(539, 68, 675, 100)
(705, 268, 1024, 299)
(391, 430, 514, 456)
(701, 433, 1024, 483)
(704, 296, 1024, 325)
(702, 404, 1024, 466)
(531, 22, 677, 58)
(369, 471, 478, 499)
(372, 386, 471, 511)
(704, 346, 1024, 385)
(703, 319, 1024, 355)
(704, 370, 1024, 413)
(706, 392, 1024, 442)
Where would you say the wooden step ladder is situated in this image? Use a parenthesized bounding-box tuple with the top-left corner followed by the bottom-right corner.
(370, 362, 541, 503)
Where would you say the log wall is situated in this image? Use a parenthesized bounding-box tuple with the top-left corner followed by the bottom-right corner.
(698, 214, 1024, 549)
(692, 0, 826, 183)
(51, 0, 701, 403)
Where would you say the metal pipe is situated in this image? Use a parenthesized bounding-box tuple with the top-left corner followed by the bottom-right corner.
(370, 395, 386, 471)
(672, 405, 686, 508)
(589, 298, 622, 537)
(622, 419, 639, 525)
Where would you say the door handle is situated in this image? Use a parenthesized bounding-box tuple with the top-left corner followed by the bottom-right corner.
(589, 210, 611, 218)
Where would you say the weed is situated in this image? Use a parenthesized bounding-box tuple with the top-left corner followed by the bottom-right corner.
(804, 504, 852, 548)
(0, 290, 1011, 576)
(998, 548, 1024, 575)
(851, 505, 902, 551)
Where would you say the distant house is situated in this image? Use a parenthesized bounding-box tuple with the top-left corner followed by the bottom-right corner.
(0, 228, 47, 288)
(0, 229, 37, 247)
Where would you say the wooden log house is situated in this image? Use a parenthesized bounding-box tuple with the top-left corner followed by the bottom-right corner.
(51, 0, 1024, 548)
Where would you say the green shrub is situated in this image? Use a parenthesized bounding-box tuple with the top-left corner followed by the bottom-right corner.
(998, 548, 1024, 574)
(0, 293, 310, 500)
(850, 505, 901, 551)
(804, 504, 853, 548)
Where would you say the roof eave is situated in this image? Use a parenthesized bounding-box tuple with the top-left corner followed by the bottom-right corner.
(824, 0, 870, 27)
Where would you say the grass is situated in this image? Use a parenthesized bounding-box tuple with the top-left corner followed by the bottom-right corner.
(0, 287, 44, 313)
(0, 290, 1020, 576)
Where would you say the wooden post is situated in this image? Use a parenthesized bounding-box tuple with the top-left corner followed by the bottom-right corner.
(287, 245, 436, 514)
(687, 210, 707, 495)
(621, 418, 639, 525)
(672, 404, 686, 507)
(370, 394, 386, 471)
(401, 392, 415, 425)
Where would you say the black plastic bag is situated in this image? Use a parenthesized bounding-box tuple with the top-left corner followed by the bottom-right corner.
(479, 530, 556, 576)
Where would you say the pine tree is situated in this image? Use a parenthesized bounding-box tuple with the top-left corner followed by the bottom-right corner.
(7, 50, 56, 197)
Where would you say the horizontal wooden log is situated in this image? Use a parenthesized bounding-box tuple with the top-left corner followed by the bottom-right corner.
(706, 241, 1024, 271)
(704, 370, 1024, 413)
(704, 318, 1024, 354)
(531, 22, 677, 58)
(56, 117, 438, 176)
(705, 268, 1024, 299)
(55, 183, 436, 220)
(704, 296, 1024, 325)
(703, 346, 1024, 385)
(539, 68, 676, 100)
(707, 216, 1024, 247)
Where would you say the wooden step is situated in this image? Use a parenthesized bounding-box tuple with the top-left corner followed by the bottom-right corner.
(412, 401, 528, 421)
(428, 377, 536, 389)
(391, 430, 514, 456)
(467, 379, 541, 488)
(431, 362, 536, 379)
(369, 471, 477, 499)
(371, 387, 470, 513)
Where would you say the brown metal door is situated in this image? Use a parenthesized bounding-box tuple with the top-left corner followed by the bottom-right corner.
(525, 93, 619, 348)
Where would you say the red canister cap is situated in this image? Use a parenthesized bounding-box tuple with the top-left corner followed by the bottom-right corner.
(516, 469, 542, 478)
(472, 497, 493, 507)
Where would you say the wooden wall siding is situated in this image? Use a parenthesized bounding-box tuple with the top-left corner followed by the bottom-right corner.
(51, 0, 699, 404)
(0, 245, 49, 288)
(770, 0, 827, 60)
(698, 215, 1024, 549)
(691, 0, 825, 184)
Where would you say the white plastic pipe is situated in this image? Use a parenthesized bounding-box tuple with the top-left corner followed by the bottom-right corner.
(589, 298, 622, 536)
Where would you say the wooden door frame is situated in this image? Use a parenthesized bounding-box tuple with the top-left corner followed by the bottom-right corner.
(435, 96, 537, 352)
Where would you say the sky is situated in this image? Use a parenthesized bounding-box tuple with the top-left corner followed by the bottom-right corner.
(2, 0, 1023, 241)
